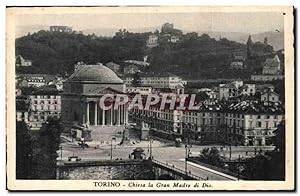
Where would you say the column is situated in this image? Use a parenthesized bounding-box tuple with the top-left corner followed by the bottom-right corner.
(112, 106, 115, 125)
(262, 137, 266, 146)
(86, 102, 90, 125)
(120, 105, 123, 125)
(102, 108, 105, 126)
(94, 102, 97, 126)
(123, 105, 126, 125)
(110, 107, 113, 126)
(124, 104, 128, 125)
(117, 106, 120, 126)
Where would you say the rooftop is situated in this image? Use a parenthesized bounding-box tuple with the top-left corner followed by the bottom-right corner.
(67, 64, 123, 84)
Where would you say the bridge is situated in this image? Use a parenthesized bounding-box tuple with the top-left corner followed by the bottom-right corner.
(56, 158, 237, 180)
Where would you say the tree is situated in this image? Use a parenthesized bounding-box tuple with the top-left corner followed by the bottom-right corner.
(199, 33, 211, 41)
(241, 154, 272, 180)
(198, 147, 225, 168)
(33, 118, 62, 179)
(246, 35, 253, 59)
(16, 121, 34, 179)
(195, 92, 209, 102)
(264, 37, 268, 45)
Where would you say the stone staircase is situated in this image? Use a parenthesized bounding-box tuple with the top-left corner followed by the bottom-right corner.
(87, 126, 125, 147)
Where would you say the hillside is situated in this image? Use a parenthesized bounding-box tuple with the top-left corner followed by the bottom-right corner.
(15, 30, 275, 79)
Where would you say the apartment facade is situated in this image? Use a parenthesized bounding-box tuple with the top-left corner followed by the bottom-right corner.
(125, 73, 186, 89)
(129, 99, 284, 146)
(28, 93, 61, 129)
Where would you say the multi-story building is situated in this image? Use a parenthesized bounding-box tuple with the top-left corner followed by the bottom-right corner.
(182, 103, 225, 144)
(15, 55, 32, 67)
(16, 95, 30, 123)
(129, 98, 284, 146)
(124, 60, 150, 67)
(125, 73, 186, 90)
(262, 55, 281, 75)
(130, 103, 183, 142)
(251, 55, 284, 81)
(146, 34, 159, 48)
(229, 52, 247, 70)
(219, 81, 243, 100)
(261, 91, 280, 103)
(28, 90, 61, 129)
(170, 35, 180, 43)
(126, 86, 152, 95)
(251, 74, 284, 81)
(240, 84, 256, 96)
(224, 100, 284, 146)
(256, 84, 275, 94)
(16, 74, 56, 88)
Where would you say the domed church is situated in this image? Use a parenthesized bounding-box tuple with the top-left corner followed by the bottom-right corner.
(61, 63, 128, 131)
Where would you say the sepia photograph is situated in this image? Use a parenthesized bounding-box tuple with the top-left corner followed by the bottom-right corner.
(6, 6, 294, 191)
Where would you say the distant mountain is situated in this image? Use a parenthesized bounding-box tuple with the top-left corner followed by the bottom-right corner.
(251, 31, 284, 51)
(200, 30, 284, 51)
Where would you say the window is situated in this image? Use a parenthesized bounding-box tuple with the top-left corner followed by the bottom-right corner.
(257, 115, 261, 119)
(257, 121, 262, 127)
(266, 122, 269, 128)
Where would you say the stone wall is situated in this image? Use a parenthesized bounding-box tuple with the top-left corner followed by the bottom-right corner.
(58, 164, 154, 180)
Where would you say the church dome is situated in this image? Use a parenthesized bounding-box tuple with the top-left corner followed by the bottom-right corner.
(68, 64, 123, 83)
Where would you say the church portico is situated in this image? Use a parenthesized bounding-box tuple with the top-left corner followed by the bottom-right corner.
(83, 99, 128, 127)
(61, 64, 128, 137)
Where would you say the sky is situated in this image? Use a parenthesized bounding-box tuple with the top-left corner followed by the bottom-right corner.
(15, 11, 284, 37)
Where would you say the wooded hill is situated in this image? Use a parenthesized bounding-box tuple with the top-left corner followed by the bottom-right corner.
(16, 29, 277, 79)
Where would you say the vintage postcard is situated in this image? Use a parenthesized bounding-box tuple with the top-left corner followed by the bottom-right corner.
(6, 6, 294, 191)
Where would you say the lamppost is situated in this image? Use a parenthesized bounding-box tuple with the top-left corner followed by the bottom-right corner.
(111, 136, 116, 161)
(184, 122, 191, 175)
(149, 137, 153, 159)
